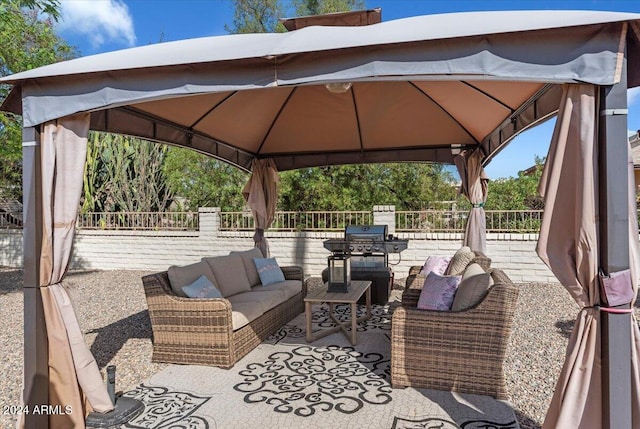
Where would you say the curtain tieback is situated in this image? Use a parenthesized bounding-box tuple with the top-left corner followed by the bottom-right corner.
(593, 305, 634, 314)
(472, 202, 485, 208)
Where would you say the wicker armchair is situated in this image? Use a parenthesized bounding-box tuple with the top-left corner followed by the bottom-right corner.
(141, 265, 305, 369)
(391, 268, 518, 399)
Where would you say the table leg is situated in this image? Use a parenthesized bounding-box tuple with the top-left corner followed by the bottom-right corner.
(305, 301, 312, 343)
(351, 302, 357, 345)
(366, 285, 372, 319)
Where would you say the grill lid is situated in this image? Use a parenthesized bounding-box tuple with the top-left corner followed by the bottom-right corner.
(345, 225, 388, 241)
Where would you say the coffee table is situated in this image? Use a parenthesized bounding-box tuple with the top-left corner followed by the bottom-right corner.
(304, 280, 372, 346)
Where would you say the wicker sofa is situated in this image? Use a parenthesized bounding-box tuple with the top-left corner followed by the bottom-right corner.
(391, 255, 519, 399)
(141, 248, 305, 369)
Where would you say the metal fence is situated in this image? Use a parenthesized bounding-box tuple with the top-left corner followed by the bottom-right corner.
(0, 212, 22, 229)
(76, 211, 199, 230)
(396, 209, 544, 233)
(219, 210, 373, 231)
(2, 209, 545, 232)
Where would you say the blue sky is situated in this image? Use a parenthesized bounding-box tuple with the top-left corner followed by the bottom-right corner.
(54, 0, 640, 178)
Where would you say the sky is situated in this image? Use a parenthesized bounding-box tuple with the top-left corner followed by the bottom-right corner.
(53, 0, 640, 178)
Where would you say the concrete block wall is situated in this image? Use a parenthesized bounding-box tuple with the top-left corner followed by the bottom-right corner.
(0, 206, 559, 283)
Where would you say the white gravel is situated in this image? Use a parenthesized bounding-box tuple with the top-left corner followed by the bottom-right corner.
(0, 267, 629, 429)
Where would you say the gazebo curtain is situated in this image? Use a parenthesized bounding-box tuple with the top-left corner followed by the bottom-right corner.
(454, 149, 489, 254)
(35, 113, 113, 428)
(536, 84, 640, 428)
(242, 159, 279, 257)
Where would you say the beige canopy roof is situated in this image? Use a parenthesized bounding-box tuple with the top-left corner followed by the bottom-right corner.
(2, 10, 639, 171)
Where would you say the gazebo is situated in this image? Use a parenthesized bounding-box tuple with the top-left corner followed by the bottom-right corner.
(2, 9, 640, 429)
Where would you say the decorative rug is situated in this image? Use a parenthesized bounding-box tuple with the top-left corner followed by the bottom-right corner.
(119, 303, 519, 429)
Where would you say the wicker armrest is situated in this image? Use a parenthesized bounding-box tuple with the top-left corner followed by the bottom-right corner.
(391, 282, 519, 399)
(281, 265, 307, 296)
(408, 265, 422, 277)
(142, 272, 235, 361)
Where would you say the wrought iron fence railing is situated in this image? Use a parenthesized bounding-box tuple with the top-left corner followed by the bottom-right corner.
(0, 212, 22, 229)
(219, 210, 373, 231)
(5, 208, 638, 233)
(76, 211, 199, 230)
(395, 210, 545, 233)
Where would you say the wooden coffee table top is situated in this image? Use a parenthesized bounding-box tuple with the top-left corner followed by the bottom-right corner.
(304, 280, 371, 304)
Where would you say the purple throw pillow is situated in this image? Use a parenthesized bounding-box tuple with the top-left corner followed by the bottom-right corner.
(417, 271, 462, 311)
(420, 256, 451, 276)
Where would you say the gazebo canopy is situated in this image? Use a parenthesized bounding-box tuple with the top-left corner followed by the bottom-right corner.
(2, 10, 639, 171)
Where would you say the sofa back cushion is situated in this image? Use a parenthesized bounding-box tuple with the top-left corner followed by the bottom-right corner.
(445, 246, 476, 275)
(167, 261, 217, 297)
(204, 253, 252, 297)
(231, 247, 264, 286)
(451, 263, 494, 311)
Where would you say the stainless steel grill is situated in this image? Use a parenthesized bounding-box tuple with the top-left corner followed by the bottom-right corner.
(322, 225, 408, 304)
(323, 224, 408, 265)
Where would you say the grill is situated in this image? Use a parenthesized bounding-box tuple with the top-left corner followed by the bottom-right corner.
(322, 225, 409, 304)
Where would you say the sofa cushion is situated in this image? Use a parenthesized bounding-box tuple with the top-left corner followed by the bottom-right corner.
(203, 254, 252, 297)
(451, 263, 494, 311)
(226, 290, 286, 314)
(417, 271, 462, 311)
(253, 280, 301, 301)
(231, 247, 264, 287)
(253, 257, 286, 286)
(167, 261, 217, 298)
(446, 246, 476, 275)
(182, 275, 223, 299)
(420, 256, 451, 276)
(230, 302, 264, 331)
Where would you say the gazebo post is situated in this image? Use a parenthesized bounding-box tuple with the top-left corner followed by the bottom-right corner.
(22, 126, 48, 428)
(598, 56, 633, 429)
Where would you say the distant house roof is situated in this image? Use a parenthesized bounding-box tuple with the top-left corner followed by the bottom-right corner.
(631, 131, 640, 167)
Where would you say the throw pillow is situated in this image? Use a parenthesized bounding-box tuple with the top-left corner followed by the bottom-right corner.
(253, 257, 286, 286)
(419, 256, 451, 276)
(451, 263, 494, 311)
(181, 275, 223, 299)
(416, 271, 462, 311)
(446, 246, 476, 275)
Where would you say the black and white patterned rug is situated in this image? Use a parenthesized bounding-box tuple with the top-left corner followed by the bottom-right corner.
(118, 304, 518, 429)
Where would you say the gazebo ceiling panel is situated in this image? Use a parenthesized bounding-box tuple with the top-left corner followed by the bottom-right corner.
(131, 92, 233, 127)
(260, 84, 361, 153)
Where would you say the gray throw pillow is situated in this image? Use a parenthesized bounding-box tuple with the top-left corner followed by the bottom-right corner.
(451, 263, 494, 311)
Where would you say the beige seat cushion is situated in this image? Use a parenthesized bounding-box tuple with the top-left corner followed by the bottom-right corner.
(226, 290, 286, 313)
(230, 302, 264, 331)
(167, 261, 217, 297)
(253, 280, 302, 301)
(203, 254, 252, 297)
(231, 248, 264, 287)
(451, 263, 494, 311)
(446, 246, 476, 275)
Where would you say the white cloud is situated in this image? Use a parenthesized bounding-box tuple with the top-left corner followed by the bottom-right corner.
(629, 87, 640, 107)
(58, 0, 136, 49)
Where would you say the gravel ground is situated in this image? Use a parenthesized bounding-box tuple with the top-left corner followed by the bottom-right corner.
(0, 267, 625, 428)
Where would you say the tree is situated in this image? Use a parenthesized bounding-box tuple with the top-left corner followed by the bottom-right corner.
(291, 0, 364, 16)
(225, 0, 286, 33)
(278, 163, 458, 211)
(163, 149, 248, 211)
(485, 156, 545, 210)
(81, 133, 173, 213)
(0, 0, 76, 203)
